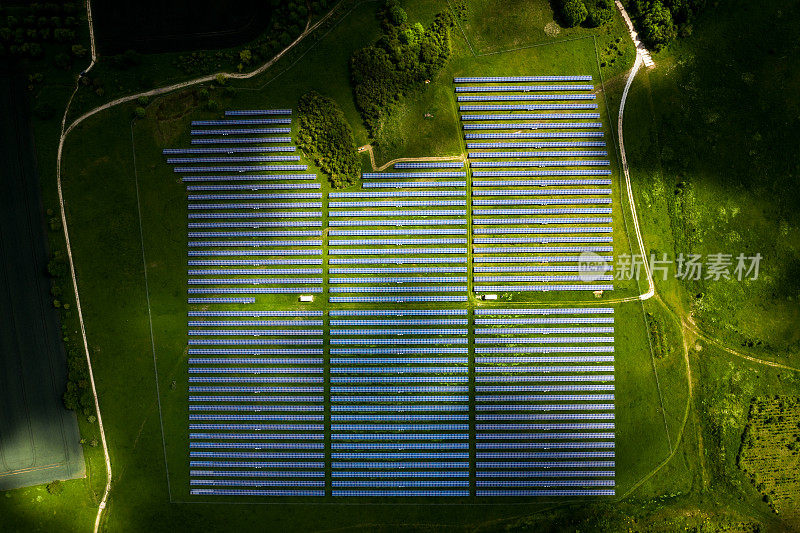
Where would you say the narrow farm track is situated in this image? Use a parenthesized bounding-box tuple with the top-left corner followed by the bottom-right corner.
(358, 143, 466, 172)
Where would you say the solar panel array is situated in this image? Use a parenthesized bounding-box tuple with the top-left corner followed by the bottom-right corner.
(472, 307, 615, 496)
(327, 171, 468, 301)
(168, 93, 617, 498)
(455, 75, 615, 294)
(329, 312, 471, 496)
(166, 110, 328, 497)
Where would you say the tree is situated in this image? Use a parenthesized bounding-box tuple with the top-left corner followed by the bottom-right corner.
(560, 0, 588, 27)
(586, 0, 613, 27)
(70, 43, 86, 57)
(134, 106, 146, 118)
(641, 0, 676, 49)
(388, 5, 407, 25)
(46, 481, 63, 495)
(239, 48, 252, 65)
(215, 73, 227, 86)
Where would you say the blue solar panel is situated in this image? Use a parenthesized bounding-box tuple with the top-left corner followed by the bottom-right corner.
(188, 259, 323, 265)
(394, 162, 464, 169)
(191, 489, 325, 496)
(329, 239, 466, 246)
(188, 269, 322, 275)
(330, 328, 467, 335)
(329, 318, 468, 324)
(328, 248, 466, 256)
(476, 489, 614, 496)
(475, 365, 613, 373)
(183, 175, 317, 182)
(329, 191, 466, 198)
(328, 219, 466, 226)
(453, 76, 592, 83)
(362, 181, 467, 188)
(188, 310, 323, 316)
(187, 319, 323, 326)
(188, 213, 322, 219)
(332, 490, 470, 496)
(362, 172, 466, 179)
(190, 452, 324, 459)
(191, 119, 291, 126)
(471, 160, 610, 168)
(328, 200, 466, 208)
(188, 297, 255, 304)
(465, 131, 603, 138)
(332, 471, 469, 478)
(188, 329, 322, 335)
(329, 278, 466, 284)
(224, 109, 292, 116)
(473, 316, 613, 323)
(329, 210, 466, 218)
(187, 287, 322, 294)
(175, 165, 307, 173)
(329, 309, 467, 316)
(168, 155, 299, 163)
(188, 230, 322, 238)
(463, 123, 602, 130)
(467, 141, 606, 148)
(331, 357, 467, 363)
(191, 470, 324, 477)
(191, 128, 291, 135)
(188, 241, 321, 247)
(329, 229, 467, 236)
(330, 367, 467, 374)
(188, 195, 321, 201)
(472, 198, 611, 206)
(329, 336, 467, 343)
(164, 146, 295, 154)
(188, 203, 321, 211)
(329, 257, 468, 264)
(331, 481, 469, 488)
(469, 151, 606, 158)
(472, 170, 611, 177)
(461, 113, 600, 120)
(460, 104, 597, 111)
(472, 179, 611, 186)
(472, 189, 610, 196)
(473, 285, 613, 292)
(457, 95, 596, 102)
(189, 423, 324, 431)
(455, 85, 594, 92)
(331, 406, 469, 413)
(330, 376, 468, 383)
(473, 236, 611, 243)
(473, 227, 612, 234)
(191, 137, 292, 144)
(189, 376, 324, 383)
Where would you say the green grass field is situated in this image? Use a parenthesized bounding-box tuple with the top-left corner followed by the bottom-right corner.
(3, 0, 800, 531)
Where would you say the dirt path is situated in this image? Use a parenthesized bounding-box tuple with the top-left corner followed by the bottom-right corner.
(358, 144, 465, 172)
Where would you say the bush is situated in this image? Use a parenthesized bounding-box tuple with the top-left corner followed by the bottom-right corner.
(70, 43, 86, 57)
(134, 106, 145, 118)
(297, 91, 359, 189)
(46, 481, 63, 495)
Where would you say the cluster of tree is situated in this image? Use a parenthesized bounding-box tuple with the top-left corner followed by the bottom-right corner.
(296, 91, 359, 189)
(625, 0, 706, 50)
(350, 1, 455, 136)
(554, 0, 614, 29)
(0, 1, 85, 65)
(45, 250, 94, 416)
(173, 0, 330, 76)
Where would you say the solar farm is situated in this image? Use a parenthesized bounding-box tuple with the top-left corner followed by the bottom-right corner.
(154, 76, 656, 501)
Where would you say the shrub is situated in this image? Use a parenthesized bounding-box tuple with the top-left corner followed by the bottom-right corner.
(46, 481, 63, 495)
(297, 91, 359, 189)
(134, 106, 145, 118)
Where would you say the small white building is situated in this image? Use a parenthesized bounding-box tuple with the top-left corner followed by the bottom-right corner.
(299, 295, 314, 302)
